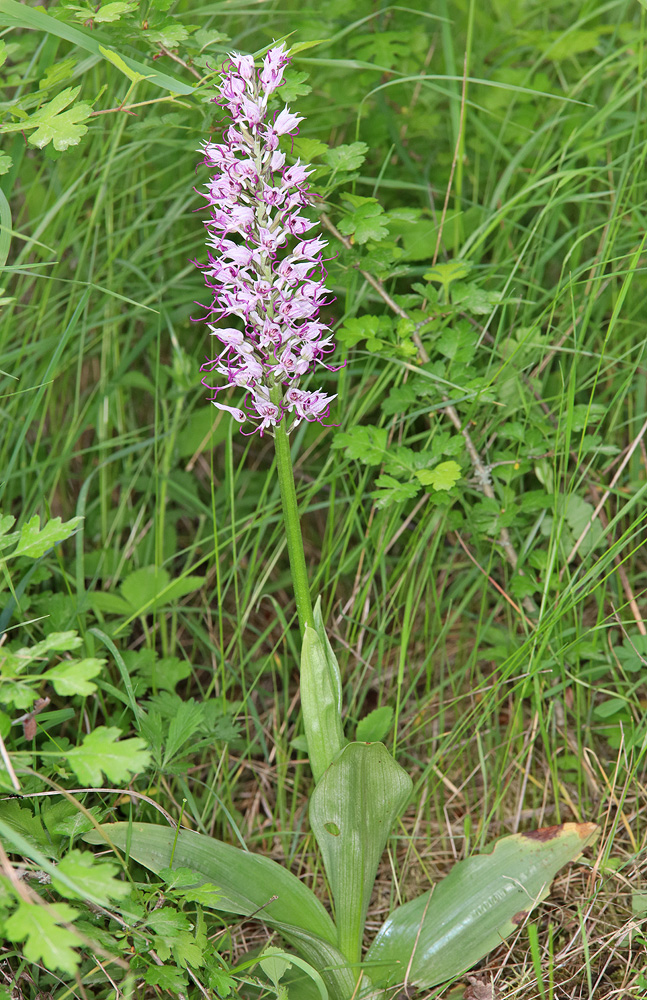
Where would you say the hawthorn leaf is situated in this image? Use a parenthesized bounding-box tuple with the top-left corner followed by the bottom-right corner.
(371, 475, 420, 508)
(64, 727, 150, 784)
(416, 461, 462, 491)
(331, 425, 387, 465)
(11, 515, 83, 559)
(45, 657, 104, 696)
(2, 88, 92, 151)
(3, 902, 80, 974)
(324, 142, 368, 172)
(52, 850, 131, 904)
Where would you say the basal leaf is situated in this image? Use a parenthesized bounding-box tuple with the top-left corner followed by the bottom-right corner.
(309, 742, 412, 964)
(365, 822, 599, 990)
(84, 822, 358, 1000)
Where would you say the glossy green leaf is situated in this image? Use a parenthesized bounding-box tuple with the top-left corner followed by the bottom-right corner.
(365, 822, 599, 990)
(300, 597, 345, 784)
(309, 742, 412, 964)
(84, 823, 358, 1000)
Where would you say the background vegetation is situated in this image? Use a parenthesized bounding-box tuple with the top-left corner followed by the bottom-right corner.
(1, 0, 646, 996)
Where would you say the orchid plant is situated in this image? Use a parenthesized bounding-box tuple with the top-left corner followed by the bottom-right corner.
(88, 46, 599, 999)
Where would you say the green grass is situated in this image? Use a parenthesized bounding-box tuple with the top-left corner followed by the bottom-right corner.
(1, 0, 647, 996)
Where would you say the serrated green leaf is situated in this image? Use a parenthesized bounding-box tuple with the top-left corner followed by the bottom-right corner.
(356, 706, 394, 743)
(366, 823, 599, 989)
(3, 902, 80, 974)
(2, 87, 93, 151)
(324, 142, 368, 172)
(331, 425, 387, 465)
(65, 727, 150, 784)
(423, 260, 471, 286)
(12, 515, 83, 559)
(44, 657, 104, 696)
(0, 153, 12, 176)
(144, 966, 188, 991)
(338, 202, 389, 245)
(381, 384, 418, 416)
(8, 631, 83, 672)
(87, 1, 137, 23)
(0, 803, 52, 855)
(52, 850, 131, 904)
(0, 0, 194, 95)
(90, 591, 132, 616)
(291, 137, 329, 161)
(416, 461, 461, 491)
(372, 475, 420, 508)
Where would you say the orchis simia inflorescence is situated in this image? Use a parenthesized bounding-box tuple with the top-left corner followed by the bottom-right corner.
(194, 43, 338, 437)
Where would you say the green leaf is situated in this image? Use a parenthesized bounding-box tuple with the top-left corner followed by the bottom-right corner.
(65, 727, 150, 784)
(83, 822, 358, 1000)
(99, 44, 146, 83)
(3, 902, 80, 974)
(356, 706, 394, 743)
(119, 566, 204, 613)
(261, 948, 329, 1000)
(416, 461, 462, 491)
(3, 87, 92, 151)
(371, 475, 420, 508)
(144, 966, 188, 991)
(0, 0, 194, 95)
(11, 515, 83, 559)
(338, 201, 389, 244)
(331, 425, 387, 465)
(44, 656, 104, 696)
(324, 142, 369, 172)
(300, 598, 345, 784)
(87, 1, 137, 23)
(52, 850, 131, 904)
(423, 260, 471, 288)
(0, 803, 52, 855)
(260, 948, 292, 989)
(365, 822, 599, 990)
(309, 742, 412, 963)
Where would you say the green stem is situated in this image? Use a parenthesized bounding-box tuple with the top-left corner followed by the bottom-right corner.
(272, 410, 314, 636)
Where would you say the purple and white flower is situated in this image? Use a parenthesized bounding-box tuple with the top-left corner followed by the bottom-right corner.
(194, 44, 338, 435)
